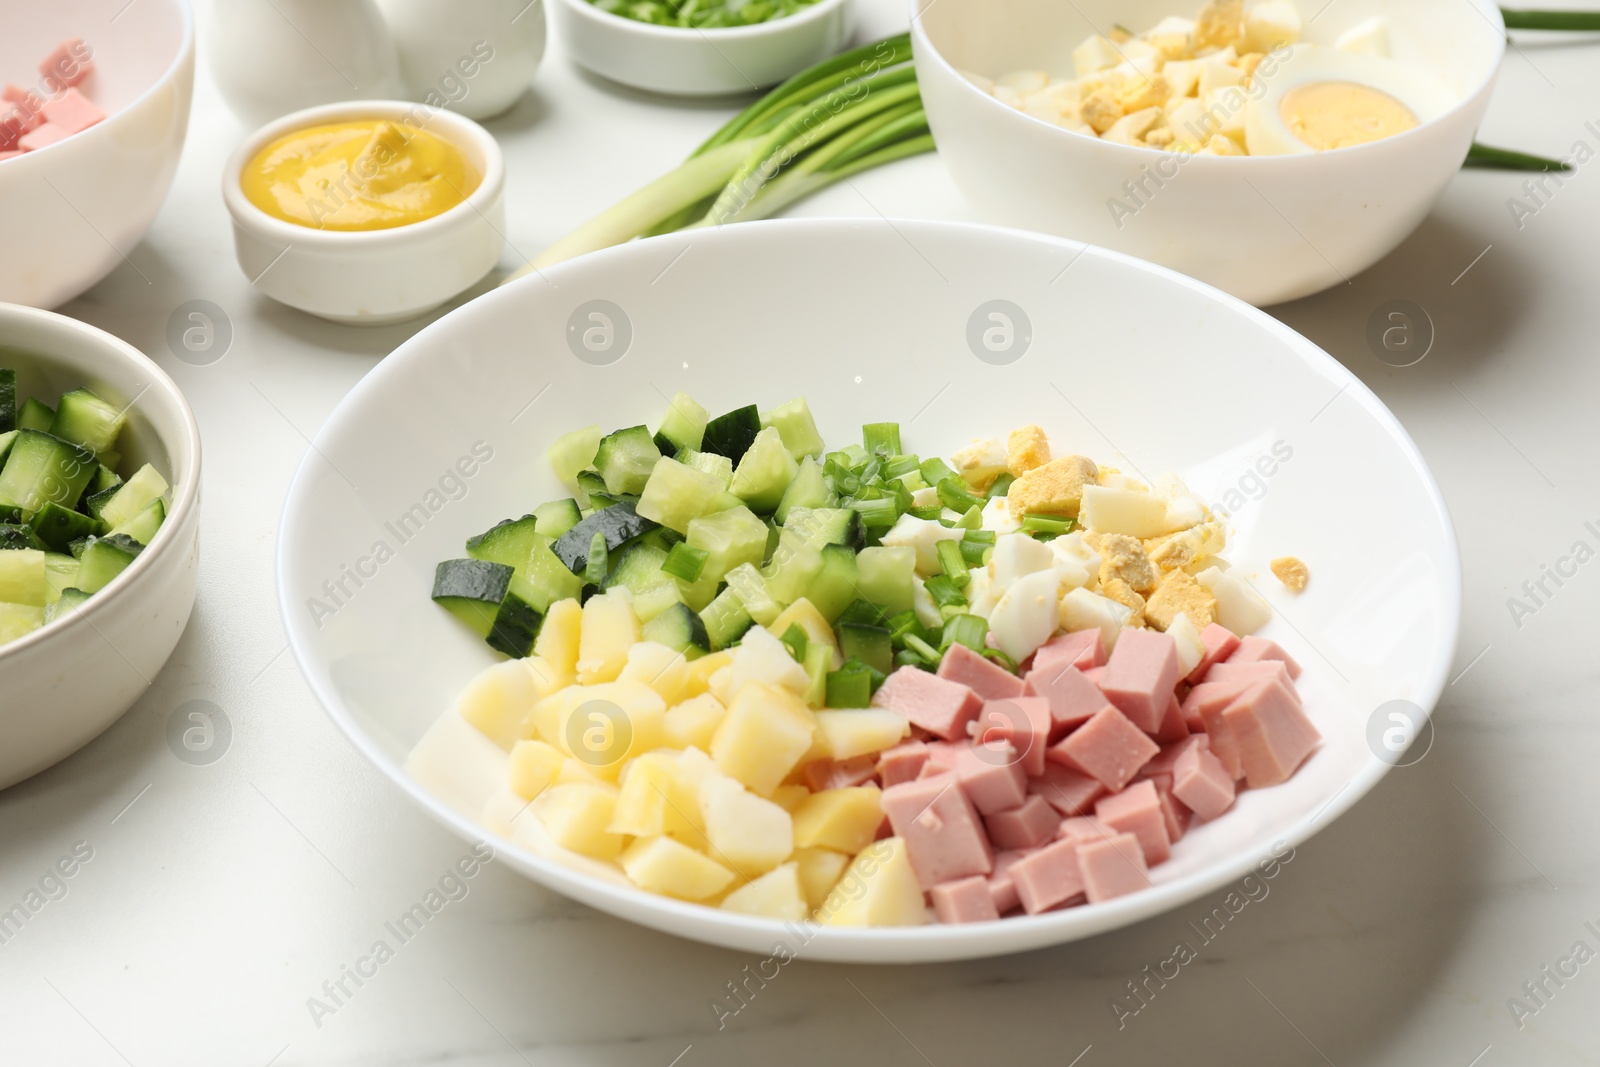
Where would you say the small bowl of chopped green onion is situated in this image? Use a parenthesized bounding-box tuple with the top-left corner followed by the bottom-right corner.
(549, 0, 853, 95)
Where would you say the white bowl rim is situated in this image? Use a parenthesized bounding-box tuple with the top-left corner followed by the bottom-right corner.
(551, 0, 852, 42)
(0, 303, 202, 665)
(220, 100, 508, 251)
(0, 0, 196, 171)
(278, 216, 1462, 956)
(909, 0, 1507, 164)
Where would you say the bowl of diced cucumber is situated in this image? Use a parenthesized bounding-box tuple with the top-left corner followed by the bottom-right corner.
(0, 303, 201, 790)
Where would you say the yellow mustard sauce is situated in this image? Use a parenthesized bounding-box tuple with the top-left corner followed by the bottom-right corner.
(241, 120, 479, 231)
(1280, 81, 1418, 151)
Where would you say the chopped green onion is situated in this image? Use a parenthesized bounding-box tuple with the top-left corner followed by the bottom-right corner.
(923, 574, 967, 608)
(1021, 513, 1076, 536)
(987, 472, 1015, 499)
(661, 541, 709, 582)
(894, 648, 923, 668)
(937, 476, 983, 513)
(802, 641, 831, 706)
(1464, 142, 1573, 172)
(903, 633, 941, 664)
(963, 528, 997, 544)
(982, 647, 1019, 673)
(936, 539, 969, 587)
(882, 454, 920, 479)
(884, 610, 921, 643)
(920, 457, 955, 485)
(779, 622, 808, 663)
(909, 504, 943, 522)
(837, 599, 890, 628)
(825, 668, 872, 708)
(584, 531, 608, 585)
(959, 539, 988, 567)
(1500, 8, 1600, 30)
(863, 423, 902, 456)
(942, 613, 987, 653)
(850, 497, 899, 529)
(953, 505, 983, 530)
(895, 470, 929, 493)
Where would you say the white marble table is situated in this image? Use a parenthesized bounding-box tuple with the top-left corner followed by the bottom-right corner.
(3, 2, 1599, 1064)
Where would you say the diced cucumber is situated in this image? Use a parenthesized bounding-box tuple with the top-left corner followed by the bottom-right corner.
(807, 543, 859, 622)
(856, 546, 915, 613)
(532, 498, 581, 539)
(840, 623, 894, 675)
(604, 541, 668, 595)
(28, 501, 100, 552)
(0, 524, 47, 550)
(551, 501, 659, 573)
(0, 602, 45, 646)
(636, 456, 726, 534)
(783, 506, 859, 549)
(593, 425, 661, 496)
(801, 641, 830, 706)
(0, 431, 15, 467)
(825, 666, 873, 708)
(96, 463, 168, 529)
(432, 558, 513, 638)
(83, 483, 120, 520)
(548, 424, 603, 492)
(729, 427, 798, 513)
(654, 391, 708, 455)
(17, 398, 54, 432)
(774, 456, 833, 523)
(108, 498, 165, 546)
(673, 570, 720, 613)
(0, 370, 14, 433)
(685, 505, 767, 583)
(74, 534, 144, 595)
(44, 586, 90, 624)
(724, 563, 781, 626)
(678, 449, 733, 486)
(574, 470, 611, 509)
(701, 405, 761, 464)
(43, 552, 78, 604)
(762, 530, 822, 606)
(661, 541, 708, 583)
(640, 601, 710, 658)
(486, 589, 542, 658)
(633, 581, 683, 623)
(760, 398, 826, 460)
(520, 538, 585, 611)
(89, 464, 122, 495)
(699, 587, 753, 651)
(0, 548, 47, 606)
(0, 430, 97, 515)
(49, 388, 125, 458)
(466, 513, 540, 572)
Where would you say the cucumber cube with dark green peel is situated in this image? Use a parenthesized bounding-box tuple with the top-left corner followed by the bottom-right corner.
(640, 601, 709, 658)
(531, 498, 581, 539)
(551, 501, 658, 573)
(45, 586, 91, 624)
(49, 388, 126, 457)
(107, 498, 166, 546)
(74, 534, 144, 594)
(89, 464, 122, 495)
(486, 589, 542, 658)
(16, 398, 53, 432)
(700, 405, 761, 464)
(0, 523, 48, 551)
(0, 370, 14, 434)
(96, 464, 168, 529)
(432, 558, 514, 638)
(27, 501, 100, 552)
(465, 514, 540, 572)
(0, 430, 15, 467)
(698, 586, 753, 650)
(0, 429, 97, 515)
(593, 425, 661, 496)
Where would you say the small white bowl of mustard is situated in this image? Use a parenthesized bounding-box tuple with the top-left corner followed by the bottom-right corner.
(222, 101, 506, 326)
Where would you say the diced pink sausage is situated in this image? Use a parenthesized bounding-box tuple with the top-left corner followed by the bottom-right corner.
(1032, 629, 1107, 675)
(1056, 815, 1111, 842)
(803, 755, 877, 792)
(1227, 635, 1302, 679)
(876, 741, 930, 787)
(1139, 734, 1209, 780)
(1222, 679, 1321, 788)
(39, 39, 94, 90)
(0, 150, 22, 161)
(1083, 666, 1106, 686)
(1028, 763, 1106, 818)
(1152, 694, 1189, 743)
(1023, 663, 1116, 739)
(1048, 706, 1159, 791)
(1172, 743, 1237, 820)
(1011, 838, 1087, 913)
(953, 739, 1029, 814)
(1077, 832, 1151, 903)
(40, 88, 103, 135)
(1184, 678, 1255, 736)
(975, 697, 1051, 776)
(938, 642, 1025, 700)
(1100, 629, 1181, 733)
(873, 666, 982, 741)
(881, 775, 995, 888)
(1094, 780, 1171, 865)
(1151, 778, 1192, 841)
(931, 875, 1000, 924)
(17, 123, 71, 151)
(984, 794, 1060, 851)
(1186, 623, 1241, 683)
(1206, 660, 1299, 694)
(988, 849, 1028, 914)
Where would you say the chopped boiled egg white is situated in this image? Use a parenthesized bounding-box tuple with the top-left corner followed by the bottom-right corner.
(962, 0, 1454, 156)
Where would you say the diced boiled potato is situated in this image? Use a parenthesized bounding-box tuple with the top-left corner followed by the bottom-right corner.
(1166, 611, 1206, 676)
(709, 665, 736, 705)
(576, 590, 640, 684)
(1060, 586, 1134, 650)
(1073, 34, 1122, 76)
(700, 776, 794, 876)
(454, 658, 562, 749)
(533, 598, 583, 683)
(532, 680, 666, 779)
(609, 751, 702, 837)
(710, 682, 816, 795)
(814, 710, 909, 761)
(556, 757, 610, 788)
(791, 786, 884, 855)
(817, 838, 928, 927)
(618, 640, 692, 706)
(729, 624, 810, 699)
(769, 784, 812, 812)
(989, 568, 1062, 662)
(879, 514, 964, 576)
(621, 836, 735, 901)
(793, 847, 850, 911)
(1244, 0, 1300, 51)
(1196, 567, 1273, 635)
(768, 598, 841, 669)
(663, 693, 728, 751)
(1079, 484, 1171, 538)
(532, 784, 625, 860)
(683, 650, 733, 697)
(1335, 15, 1390, 56)
(403, 707, 510, 816)
(508, 739, 564, 800)
(721, 862, 808, 921)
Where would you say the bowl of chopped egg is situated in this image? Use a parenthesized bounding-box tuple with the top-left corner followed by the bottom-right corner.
(910, 0, 1505, 306)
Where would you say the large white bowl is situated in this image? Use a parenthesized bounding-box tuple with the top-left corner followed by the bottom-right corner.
(549, 0, 853, 96)
(0, 304, 202, 790)
(277, 219, 1460, 961)
(0, 0, 195, 309)
(911, 0, 1505, 306)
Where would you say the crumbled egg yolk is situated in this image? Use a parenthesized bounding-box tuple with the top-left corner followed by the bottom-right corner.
(1279, 80, 1416, 150)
